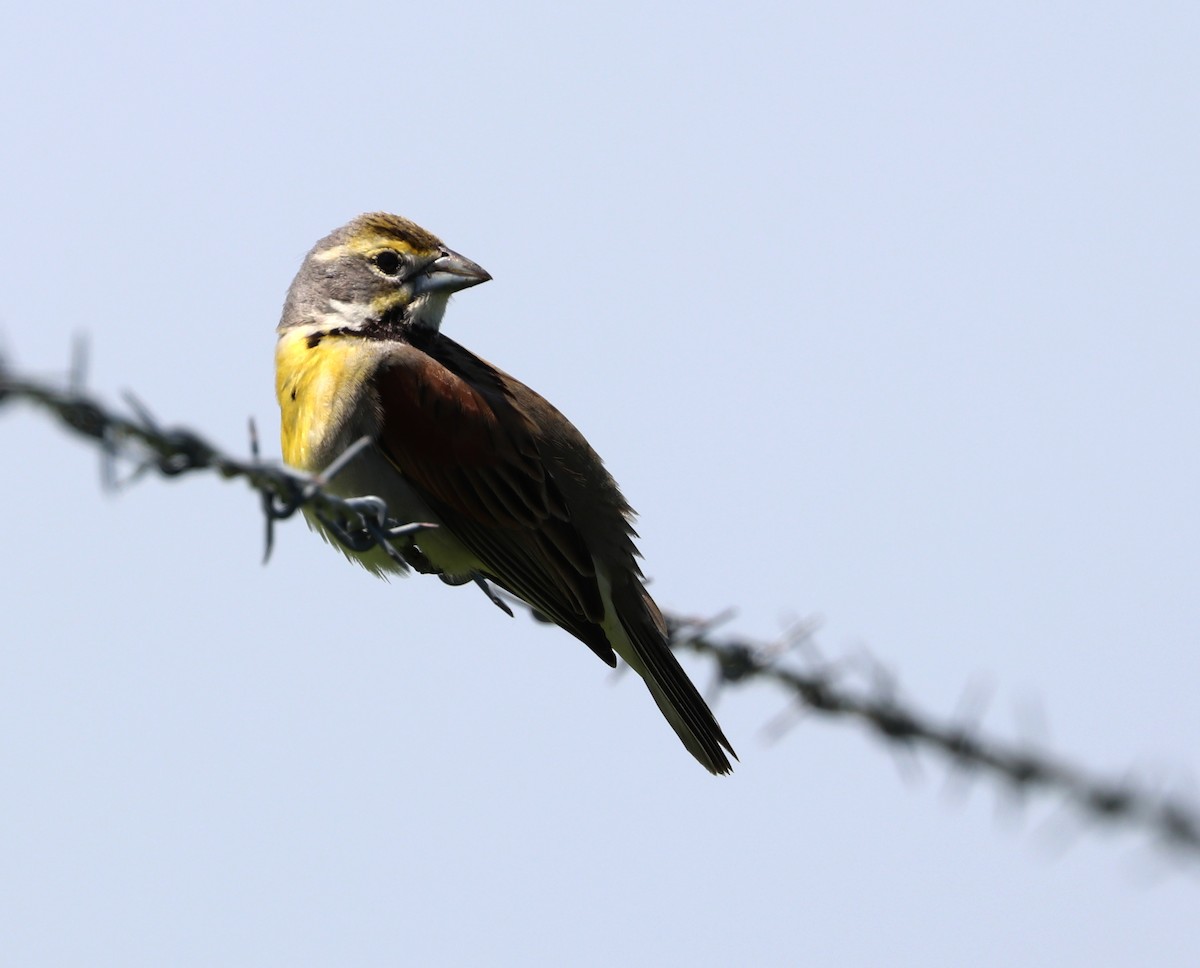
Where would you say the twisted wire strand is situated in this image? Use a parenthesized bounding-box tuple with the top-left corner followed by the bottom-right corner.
(2, 353, 1196, 867)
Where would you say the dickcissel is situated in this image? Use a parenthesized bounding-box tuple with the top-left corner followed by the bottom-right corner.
(275, 213, 735, 774)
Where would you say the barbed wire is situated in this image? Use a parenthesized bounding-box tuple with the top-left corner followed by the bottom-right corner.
(0, 344, 440, 574)
(669, 615, 1200, 864)
(2, 350, 1197, 869)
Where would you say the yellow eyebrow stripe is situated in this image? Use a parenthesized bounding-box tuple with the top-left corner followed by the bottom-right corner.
(312, 235, 424, 263)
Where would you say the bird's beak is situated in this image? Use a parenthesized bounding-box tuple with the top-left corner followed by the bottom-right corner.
(414, 248, 492, 294)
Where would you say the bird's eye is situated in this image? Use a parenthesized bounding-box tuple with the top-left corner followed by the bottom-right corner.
(372, 250, 403, 276)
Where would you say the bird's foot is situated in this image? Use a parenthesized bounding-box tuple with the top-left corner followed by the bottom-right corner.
(437, 571, 515, 617)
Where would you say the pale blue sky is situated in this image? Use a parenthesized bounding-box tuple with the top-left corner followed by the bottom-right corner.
(2, 3, 1197, 966)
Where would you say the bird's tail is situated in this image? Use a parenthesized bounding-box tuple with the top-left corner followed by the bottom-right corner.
(607, 574, 737, 775)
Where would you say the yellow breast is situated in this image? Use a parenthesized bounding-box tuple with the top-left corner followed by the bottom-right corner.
(275, 331, 384, 472)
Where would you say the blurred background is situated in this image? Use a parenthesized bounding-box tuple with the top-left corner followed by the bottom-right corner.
(1, 3, 1197, 965)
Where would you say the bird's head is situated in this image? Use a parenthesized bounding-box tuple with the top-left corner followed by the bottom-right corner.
(278, 212, 491, 337)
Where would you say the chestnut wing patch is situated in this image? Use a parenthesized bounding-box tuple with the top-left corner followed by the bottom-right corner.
(375, 347, 557, 528)
(373, 343, 611, 660)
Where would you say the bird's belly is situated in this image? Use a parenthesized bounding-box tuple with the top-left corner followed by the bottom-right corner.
(316, 442, 482, 579)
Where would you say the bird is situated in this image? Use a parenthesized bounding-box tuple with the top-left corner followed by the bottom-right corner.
(274, 213, 735, 774)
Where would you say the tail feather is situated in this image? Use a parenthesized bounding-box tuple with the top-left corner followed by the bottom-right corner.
(608, 575, 737, 775)
(642, 676, 735, 775)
